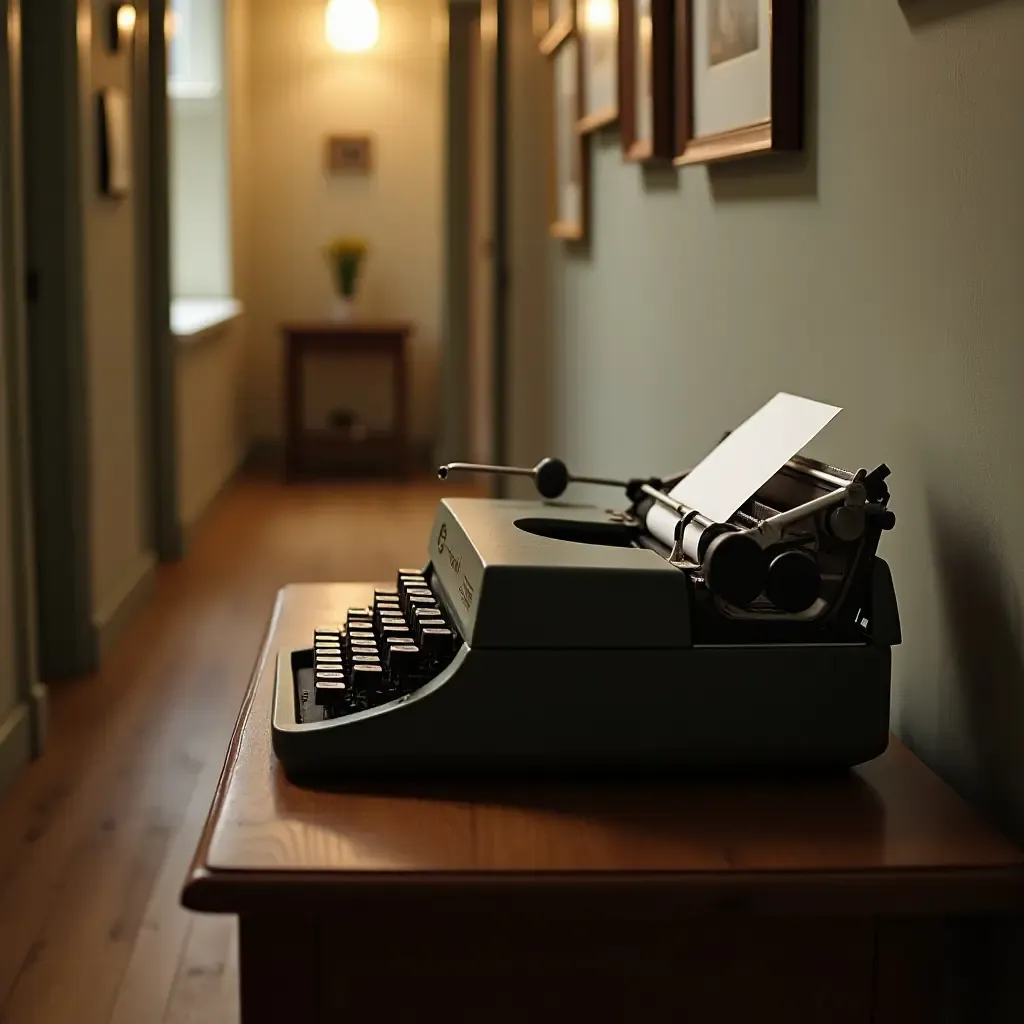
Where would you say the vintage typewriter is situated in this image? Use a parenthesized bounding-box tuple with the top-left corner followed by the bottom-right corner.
(272, 421, 901, 780)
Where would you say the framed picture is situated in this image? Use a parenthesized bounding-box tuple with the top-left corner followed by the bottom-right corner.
(98, 88, 131, 198)
(539, 0, 575, 55)
(675, 0, 804, 166)
(619, 0, 675, 162)
(577, 0, 619, 132)
(325, 134, 373, 174)
(549, 35, 588, 240)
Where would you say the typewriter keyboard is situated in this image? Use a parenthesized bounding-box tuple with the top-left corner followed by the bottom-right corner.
(296, 569, 457, 722)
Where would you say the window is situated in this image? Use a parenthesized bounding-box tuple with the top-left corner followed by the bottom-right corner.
(168, 0, 237, 335)
(169, 0, 223, 99)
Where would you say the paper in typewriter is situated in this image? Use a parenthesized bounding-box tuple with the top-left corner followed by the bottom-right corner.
(647, 393, 842, 547)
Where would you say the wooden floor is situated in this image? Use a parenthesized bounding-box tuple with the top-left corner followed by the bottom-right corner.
(0, 473, 475, 1024)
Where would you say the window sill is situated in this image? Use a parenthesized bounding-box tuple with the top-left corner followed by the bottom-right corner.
(172, 298, 243, 346)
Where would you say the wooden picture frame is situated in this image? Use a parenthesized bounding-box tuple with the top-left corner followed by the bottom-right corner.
(675, 0, 804, 166)
(577, 0, 619, 133)
(325, 134, 373, 174)
(98, 87, 131, 198)
(548, 33, 588, 240)
(539, 0, 575, 55)
(619, 0, 675, 162)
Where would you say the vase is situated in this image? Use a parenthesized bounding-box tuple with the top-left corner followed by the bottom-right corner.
(330, 294, 357, 322)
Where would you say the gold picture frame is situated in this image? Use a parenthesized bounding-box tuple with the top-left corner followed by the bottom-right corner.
(539, 0, 576, 55)
(577, 0, 619, 133)
(547, 32, 588, 241)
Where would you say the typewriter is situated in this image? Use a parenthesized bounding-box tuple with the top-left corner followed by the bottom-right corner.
(272, 424, 901, 780)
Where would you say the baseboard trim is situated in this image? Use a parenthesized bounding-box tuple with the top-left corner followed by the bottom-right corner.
(0, 702, 32, 801)
(94, 550, 158, 659)
(29, 682, 48, 756)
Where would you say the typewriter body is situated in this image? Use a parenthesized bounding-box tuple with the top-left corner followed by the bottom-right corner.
(272, 443, 901, 781)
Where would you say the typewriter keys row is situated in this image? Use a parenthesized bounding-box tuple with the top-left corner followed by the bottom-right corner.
(311, 570, 456, 716)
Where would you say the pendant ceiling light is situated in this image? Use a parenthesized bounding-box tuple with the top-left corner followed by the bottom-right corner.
(325, 0, 380, 53)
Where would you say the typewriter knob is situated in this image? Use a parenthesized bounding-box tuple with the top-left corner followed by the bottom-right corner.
(828, 505, 866, 543)
(765, 551, 821, 613)
(534, 458, 570, 499)
(702, 532, 769, 608)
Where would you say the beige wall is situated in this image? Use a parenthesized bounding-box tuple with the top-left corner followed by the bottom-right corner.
(176, 320, 249, 529)
(176, 0, 252, 532)
(246, 0, 447, 448)
(546, 2, 1024, 836)
(84, 0, 152, 629)
(0, 274, 16, 725)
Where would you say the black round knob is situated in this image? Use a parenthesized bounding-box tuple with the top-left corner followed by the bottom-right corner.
(765, 550, 821, 613)
(702, 532, 769, 608)
(828, 505, 866, 543)
(534, 458, 570, 499)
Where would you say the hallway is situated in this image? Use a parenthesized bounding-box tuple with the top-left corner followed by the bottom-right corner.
(0, 474, 471, 1024)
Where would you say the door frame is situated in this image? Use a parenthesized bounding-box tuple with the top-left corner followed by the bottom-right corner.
(0, 0, 44, 751)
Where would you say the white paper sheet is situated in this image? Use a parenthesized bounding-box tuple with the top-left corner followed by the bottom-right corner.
(647, 393, 842, 547)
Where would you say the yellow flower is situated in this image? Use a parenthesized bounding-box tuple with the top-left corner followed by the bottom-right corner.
(325, 236, 369, 259)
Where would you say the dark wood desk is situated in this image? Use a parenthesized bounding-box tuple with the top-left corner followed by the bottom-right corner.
(282, 322, 412, 479)
(184, 584, 1024, 1024)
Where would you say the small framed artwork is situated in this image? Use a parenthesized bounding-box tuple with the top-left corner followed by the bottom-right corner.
(539, 0, 575, 55)
(577, 0, 619, 133)
(549, 35, 588, 240)
(675, 0, 804, 166)
(325, 134, 373, 174)
(98, 87, 131, 198)
(619, 0, 675, 162)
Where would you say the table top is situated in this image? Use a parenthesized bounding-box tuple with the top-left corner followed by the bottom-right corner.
(183, 584, 1024, 918)
(282, 321, 413, 337)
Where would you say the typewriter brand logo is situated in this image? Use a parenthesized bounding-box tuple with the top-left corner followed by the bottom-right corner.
(437, 523, 447, 554)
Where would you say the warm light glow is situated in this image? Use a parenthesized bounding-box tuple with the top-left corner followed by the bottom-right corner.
(116, 4, 136, 32)
(165, 9, 179, 39)
(585, 0, 615, 30)
(325, 0, 380, 53)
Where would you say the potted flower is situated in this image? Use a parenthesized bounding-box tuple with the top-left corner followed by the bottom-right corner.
(324, 236, 369, 320)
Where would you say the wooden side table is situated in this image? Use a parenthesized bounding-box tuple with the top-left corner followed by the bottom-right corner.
(183, 584, 1024, 1024)
(282, 321, 412, 479)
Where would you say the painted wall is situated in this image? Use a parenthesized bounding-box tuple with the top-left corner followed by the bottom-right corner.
(175, 0, 252, 533)
(0, 249, 17, 729)
(84, 0, 152, 631)
(246, 0, 447, 449)
(545, 1, 1024, 844)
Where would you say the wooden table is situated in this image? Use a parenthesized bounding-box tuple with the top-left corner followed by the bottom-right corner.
(183, 584, 1024, 1024)
(282, 322, 412, 479)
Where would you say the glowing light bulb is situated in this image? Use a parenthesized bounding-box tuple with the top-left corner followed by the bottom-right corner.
(325, 0, 380, 53)
(116, 4, 136, 32)
(586, 0, 615, 30)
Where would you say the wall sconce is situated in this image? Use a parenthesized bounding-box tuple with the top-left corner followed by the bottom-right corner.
(107, 3, 137, 52)
(325, 0, 380, 53)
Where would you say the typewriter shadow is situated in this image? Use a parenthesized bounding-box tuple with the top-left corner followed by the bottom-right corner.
(303, 768, 886, 862)
(928, 491, 1024, 838)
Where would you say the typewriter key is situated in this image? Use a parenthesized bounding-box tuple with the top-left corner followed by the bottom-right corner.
(386, 645, 420, 677)
(406, 596, 437, 614)
(352, 654, 381, 665)
(315, 628, 341, 641)
(351, 663, 385, 695)
(314, 672, 348, 707)
(374, 587, 399, 601)
(414, 618, 444, 644)
(420, 627, 454, 659)
(348, 630, 375, 641)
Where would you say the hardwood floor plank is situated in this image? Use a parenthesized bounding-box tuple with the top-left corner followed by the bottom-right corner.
(0, 475, 464, 1024)
(162, 915, 238, 1024)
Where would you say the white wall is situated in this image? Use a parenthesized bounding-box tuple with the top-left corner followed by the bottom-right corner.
(84, 0, 152, 630)
(246, 0, 447, 448)
(546, 1, 1024, 836)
